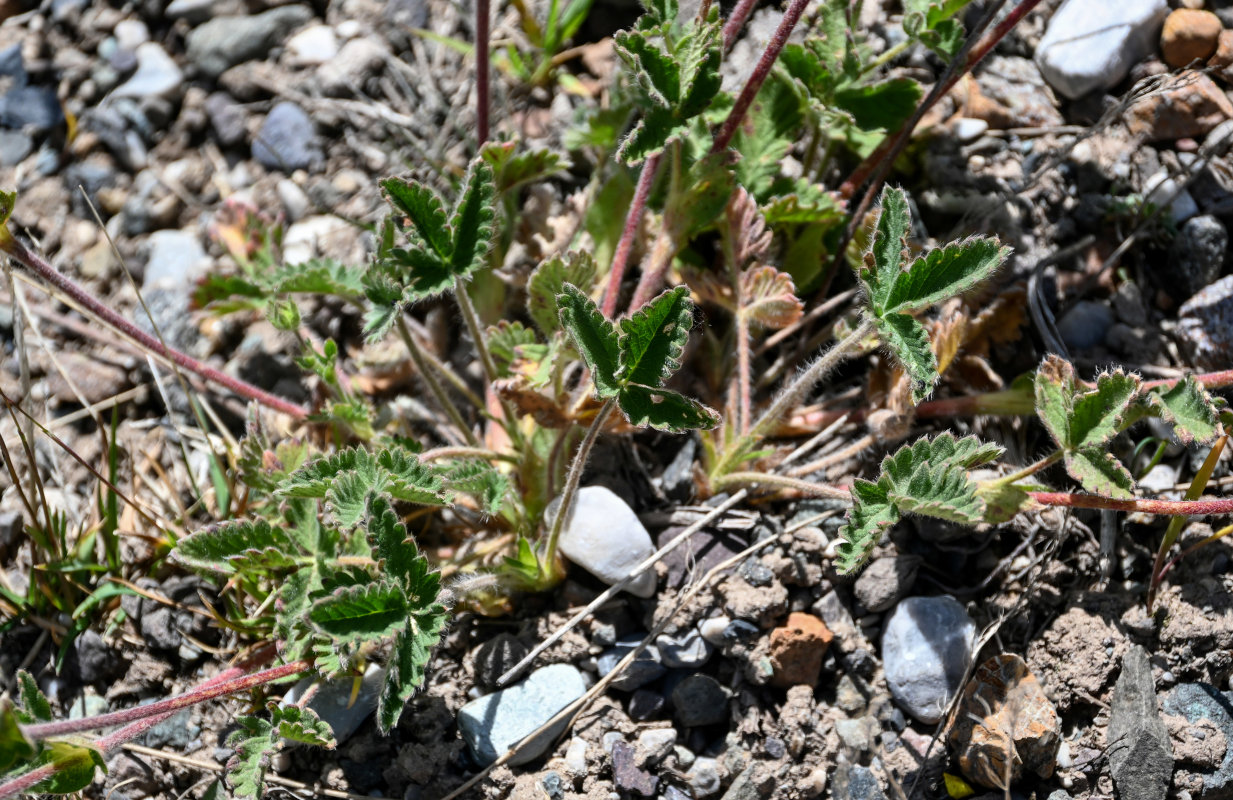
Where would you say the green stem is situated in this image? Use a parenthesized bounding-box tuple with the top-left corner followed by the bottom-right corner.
(396, 317, 480, 448)
(997, 450, 1063, 486)
(420, 446, 516, 463)
(863, 38, 911, 74)
(717, 317, 874, 477)
(713, 471, 851, 500)
(543, 399, 615, 575)
(453, 276, 525, 448)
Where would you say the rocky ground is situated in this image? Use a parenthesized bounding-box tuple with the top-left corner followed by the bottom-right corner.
(7, 0, 1233, 799)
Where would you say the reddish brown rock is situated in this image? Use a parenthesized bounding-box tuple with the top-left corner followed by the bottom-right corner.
(948, 654, 1062, 790)
(1162, 9, 1223, 68)
(767, 613, 833, 689)
(1210, 29, 1233, 81)
(1125, 71, 1233, 141)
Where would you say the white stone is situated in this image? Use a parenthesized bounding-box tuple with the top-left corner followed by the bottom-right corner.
(281, 215, 367, 265)
(143, 229, 210, 290)
(317, 38, 388, 94)
(953, 117, 988, 142)
(286, 24, 339, 65)
(564, 737, 589, 777)
(113, 19, 150, 50)
(113, 43, 184, 99)
(336, 20, 362, 39)
(457, 664, 587, 766)
(276, 178, 311, 222)
(1145, 170, 1200, 223)
(1035, 0, 1168, 99)
(550, 486, 657, 598)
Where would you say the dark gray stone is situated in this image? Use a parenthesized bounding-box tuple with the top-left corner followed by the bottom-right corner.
(661, 437, 697, 501)
(671, 674, 730, 727)
(597, 638, 665, 691)
(141, 708, 199, 749)
(738, 557, 774, 587)
(722, 619, 760, 642)
(656, 630, 713, 669)
(1108, 645, 1172, 800)
(853, 555, 921, 612)
(628, 689, 664, 721)
(612, 740, 657, 797)
(657, 525, 747, 590)
(252, 102, 323, 172)
(1056, 300, 1114, 352)
(1170, 215, 1229, 300)
(205, 92, 246, 146)
(832, 763, 888, 800)
(474, 633, 528, 690)
(1178, 274, 1233, 370)
(1162, 682, 1233, 796)
(881, 596, 977, 724)
(73, 630, 123, 684)
(0, 130, 31, 165)
(540, 772, 565, 800)
(0, 86, 64, 132)
(186, 6, 314, 79)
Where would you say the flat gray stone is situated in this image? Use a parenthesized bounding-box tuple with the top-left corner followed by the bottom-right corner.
(1108, 645, 1172, 800)
(1036, 0, 1168, 99)
(113, 43, 183, 99)
(457, 663, 586, 766)
(186, 5, 313, 78)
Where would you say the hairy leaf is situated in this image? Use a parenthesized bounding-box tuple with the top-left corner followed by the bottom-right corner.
(1150, 375, 1221, 445)
(377, 447, 450, 505)
(308, 580, 410, 646)
(665, 153, 736, 243)
(877, 312, 938, 403)
(619, 105, 688, 164)
(883, 237, 1008, 314)
(16, 670, 51, 723)
(1034, 354, 1074, 449)
(27, 740, 106, 795)
(381, 178, 452, 259)
(528, 251, 597, 336)
(438, 460, 510, 516)
(376, 603, 449, 732)
(615, 29, 682, 107)
(1069, 369, 1140, 449)
(618, 286, 693, 386)
(174, 518, 301, 575)
(324, 470, 374, 529)
(448, 159, 497, 282)
(733, 76, 802, 198)
(227, 705, 335, 800)
(488, 321, 540, 378)
(480, 142, 569, 194)
(558, 283, 621, 397)
(271, 259, 365, 300)
(617, 385, 720, 432)
(835, 480, 896, 574)
(279, 448, 377, 498)
(740, 265, 803, 330)
(0, 701, 35, 772)
(865, 186, 910, 314)
(1065, 448, 1135, 499)
(833, 77, 922, 132)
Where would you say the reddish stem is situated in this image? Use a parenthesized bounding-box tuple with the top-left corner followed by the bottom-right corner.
(21, 660, 309, 741)
(476, 0, 491, 146)
(1029, 492, 1233, 516)
(712, 0, 810, 154)
(601, 154, 660, 319)
(721, 0, 759, 51)
(1, 233, 309, 419)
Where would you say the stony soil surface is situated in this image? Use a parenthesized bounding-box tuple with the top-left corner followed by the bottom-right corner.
(6, 1, 1233, 800)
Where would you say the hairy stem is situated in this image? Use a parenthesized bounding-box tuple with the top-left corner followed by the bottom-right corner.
(720, 317, 874, 476)
(0, 232, 309, 419)
(453, 275, 524, 447)
(736, 312, 752, 436)
(721, 0, 758, 51)
(713, 471, 852, 499)
(21, 660, 310, 741)
(997, 450, 1063, 486)
(1029, 492, 1233, 516)
(601, 154, 660, 319)
(627, 223, 679, 314)
(712, 0, 810, 154)
(420, 446, 516, 463)
(396, 317, 480, 447)
(543, 399, 615, 576)
(476, 0, 491, 146)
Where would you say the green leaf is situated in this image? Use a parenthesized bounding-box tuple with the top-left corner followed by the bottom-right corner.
(1150, 375, 1221, 445)
(439, 460, 510, 516)
(677, 36, 722, 118)
(733, 75, 803, 199)
(1065, 448, 1135, 499)
(308, 580, 410, 646)
(226, 705, 335, 800)
(271, 259, 366, 300)
(1069, 369, 1140, 449)
(919, 18, 964, 59)
(392, 247, 456, 300)
(835, 479, 897, 574)
(0, 190, 15, 227)
(1034, 354, 1075, 449)
(381, 177, 452, 259)
(376, 447, 450, 505)
(617, 385, 719, 432)
(619, 105, 689, 164)
(892, 460, 985, 523)
(615, 29, 682, 107)
(617, 286, 693, 386)
(0, 701, 35, 772)
(977, 481, 1031, 524)
(279, 448, 378, 498)
(365, 494, 424, 585)
(376, 604, 448, 732)
(324, 470, 373, 529)
(876, 312, 938, 403)
(528, 251, 598, 336)
(27, 740, 106, 795)
(864, 185, 910, 314)
(488, 321, 540, 378)
(558, 283, 622, 397)
(501, 536, 545, 586)
(16, 670, 51, 723)
(833, 77, 922, 132)
(174, 518, 302, 575)
(480, 142, 569, 194)
(665, 152, 735, 243)
(883, 236, 1008, 314)
(448, 159, 497, 282)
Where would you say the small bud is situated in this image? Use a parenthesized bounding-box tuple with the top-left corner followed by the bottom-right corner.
(267, 298, 301, 331)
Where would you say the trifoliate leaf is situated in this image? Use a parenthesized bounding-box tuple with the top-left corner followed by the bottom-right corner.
(618, 285, 693, 386)
(226, 705, 335, 800)
(175, 518, 302, 575)
(877, 312, 938, 403)
(558, 283, 621, 397)
(448, 158, 497, 282)
(883, 236, 1009, 314)
(380, 177, 452, 260)
(307, 579, 410, 647)
(740, 265, 804, 330)
(617, 384, 720, 432)
(865, 185, 910, 314)
(528, 251, 598, 336)
(1150, 375, 1221, 445)
(1064, 448, 1135, 499)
